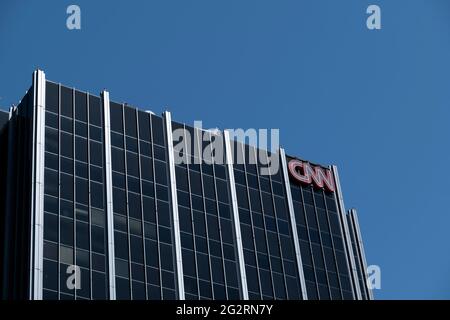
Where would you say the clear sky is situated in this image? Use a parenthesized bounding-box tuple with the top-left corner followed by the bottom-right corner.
(1, 0, 449, 299)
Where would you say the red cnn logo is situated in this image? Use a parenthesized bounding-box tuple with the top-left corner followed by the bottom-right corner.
(288, 160, 335, 193)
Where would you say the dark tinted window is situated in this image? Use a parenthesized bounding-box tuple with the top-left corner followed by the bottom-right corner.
(61, 86, 73, 118)
(89, 95, 102, 126)
(110, 102, 123, 133)
(75, 91, 87, 122)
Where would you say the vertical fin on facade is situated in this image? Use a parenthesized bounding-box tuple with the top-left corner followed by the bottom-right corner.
(30, 70, 46, 300)
(223, 130, 249, 300)
(102, 90, 117, 300)
(330, 165, 362, 300)
(164, 111, 185, 300)
(348, 209, 374, 300)
(279, 148, 308, 300)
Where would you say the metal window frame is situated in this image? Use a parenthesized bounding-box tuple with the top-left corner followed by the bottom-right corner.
(223, 130, 249, 300)
(330, 165, 362, 300)
(279, 148, 308, 300)
(163, 111, 185, 300)
(102, 90, 117, 300)
(348, 208, 374, 300)
(30, 70, 46, 300)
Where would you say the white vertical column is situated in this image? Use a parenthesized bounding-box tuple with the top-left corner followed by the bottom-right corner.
(102, 90, 116, 300)
(279, 149, 308, 300)
(331, 165, 362, 300)
(223, 130, 249, 300)
(349, 209, 374, 300)
(164, 111, 185, 300)
(30, 69, 46, 300)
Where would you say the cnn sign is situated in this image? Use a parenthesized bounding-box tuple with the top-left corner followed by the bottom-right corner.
(288, 159, 335, 193)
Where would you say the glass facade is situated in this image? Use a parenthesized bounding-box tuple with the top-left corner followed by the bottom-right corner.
(287, 156, 354, 300)
(172, 123, 241, 300)
(0, 73, 372, 300)
(109, 103, 176, 300)
(42, 82, 109, 300)
(234, 143, 303, 299)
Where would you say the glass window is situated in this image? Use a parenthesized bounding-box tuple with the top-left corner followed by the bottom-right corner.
(76, 178, 89, 205)
(61, 132, 74, 158)
(111, 132, 124, 149)
(116, 277, 130, 300)
(216, 179, 228, 203)
(44, 195, 58, 214)
(126, 152, 139, 177)
(90, 141, 103, 166)
(43, 259, 58, 291)
(76, 204, 89, 222)
(89, 95, 102, 126)
(154, 160, 167, 185)
(126, 136, 138, 153)
(160, 243, 174, 271)
(114, 214, 127, 233)
(91, 182, 104, 209)
(145, 240, 159, 268)
(59, 157, 72, 175)
(46, 111, 58, 129)
(45, 152, 59, 170)
(115, 258, 129, 278)
(46, 82, 59, 114)
(112, 148, 125, 173)
(60, 217, 74, 246)
(156, 184, 168, 201)
(151, 115, 164, 146)
(75, 91, 87, 122)
(113, 188, 126, 215)
(112, 172, 126, 189)
(110, 102, 123, 133)
(61, 86, 73, 118)
(75, 121, 87, 138)
(196, 252, 209, 280)
(141, 156, 153, 181)
(61, 117, 73, 134)
(92, 252, 106, 272)
(142, 180, 154, 198)
(92, 271, 107, 300)
(43, 241, 58, 261)
(92, 225, 105, 254)
(76, 221, 89, 250)
(90, 165, 103, 183)
(128, 192, 142, 219)
(45, 127, 58, 154)
(75, 161, 88, 179)
(140, 141, 151, 158)
(89, 125, 102, 142)
(128, 176, 141, 194)
(75, 137, 88, 163)
(130, 235, 144, 264)
(44, 169, 58, 197)
(157, 201, 171, 227)
(138, 111, 151, 141)
(143, 196, 156, 223)
(129, 218, 142, 236)
(90, 209, 105, 228)
(60, 173, 74, 201)
(44, 213, 58, 242)
(124, 106, 137, 137)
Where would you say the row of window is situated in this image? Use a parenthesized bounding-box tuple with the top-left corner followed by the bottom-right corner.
(46, 82, 103, 126)
(109, 103, 165, 147)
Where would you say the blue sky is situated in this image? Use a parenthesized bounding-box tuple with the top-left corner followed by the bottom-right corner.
(1, 0, 449, 299)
